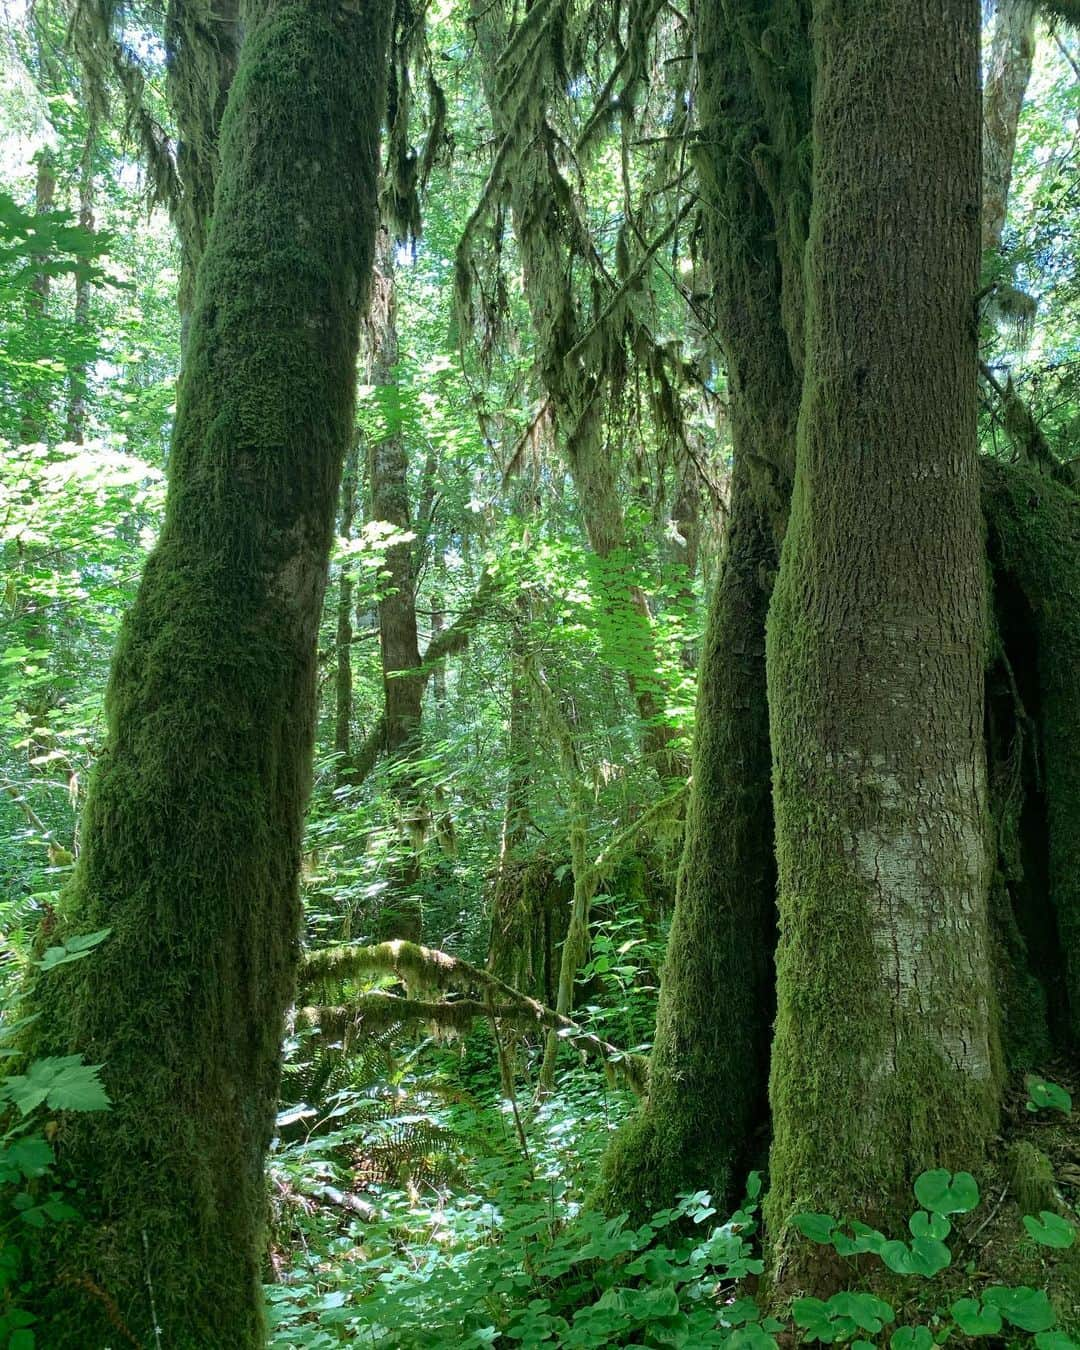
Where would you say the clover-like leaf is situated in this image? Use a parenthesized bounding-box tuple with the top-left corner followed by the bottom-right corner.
(909, 1210, 951, 1241)
(1023, 1211, 1076, 1249)
(791, 1212, 838, 1245)
(1025, 1077, 1072, 1116)
(950, 1298, 1003, 1336)
(983, 1286, 1056, 1333)
(913, 1169, 979, 1215)
(891, 1327, 935, 1350)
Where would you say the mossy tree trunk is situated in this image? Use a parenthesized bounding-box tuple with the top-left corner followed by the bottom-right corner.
(983, 458, 1080, 1051)
(599, 0, 807, 1222)
(334, 436, 361, 778)
(765, 0, 999, 1263)
(368, 236, 426, 941)
(23, 3, 391, 1344)
(165, 0, 241, 357)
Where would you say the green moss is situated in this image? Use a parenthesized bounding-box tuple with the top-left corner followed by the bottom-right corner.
(19, 4, 392, 1344)
(1006, 1139, 1057, 1215)
(765, 0, 998, 1270)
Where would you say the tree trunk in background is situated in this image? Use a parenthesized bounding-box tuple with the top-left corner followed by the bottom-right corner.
(599, 0, 807, 1221)
(23, 4, 391, 1343)
(983, 0, 1037, 254)
(369, 236, 425, 940)
(766, 0, 998, 1269)
(66, 114, 96, 445)
(335, 436, 361, 778)
(20, 147, 56, 445)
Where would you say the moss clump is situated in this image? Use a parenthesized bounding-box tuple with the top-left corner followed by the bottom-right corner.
(1006, 1139, 1057, 1215)
(20, 3, 393, 1345)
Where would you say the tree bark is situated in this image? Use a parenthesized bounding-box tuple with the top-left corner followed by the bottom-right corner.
(983, 0, 1038, 254)
(765, 0, 998, 1266)
(23, 3, 391, 1342)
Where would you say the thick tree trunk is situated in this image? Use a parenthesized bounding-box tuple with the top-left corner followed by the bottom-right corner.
(766, 0, 998, 1265)
(983, 458, 1080, 1050)
(598, 0, 806, 1221)
(23, 4, 390, 1343)
(600, 471, 779, 1216)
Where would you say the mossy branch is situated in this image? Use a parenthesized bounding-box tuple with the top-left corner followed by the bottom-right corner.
(297, 941, 646, 1092)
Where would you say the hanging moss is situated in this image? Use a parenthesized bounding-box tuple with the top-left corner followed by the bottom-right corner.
(20, 3, 392, 1344)
(982, 457, 1080, 1049)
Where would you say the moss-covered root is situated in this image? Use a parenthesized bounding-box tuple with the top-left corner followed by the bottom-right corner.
(765, 0, 998, 1279)
(982, 457, 1080, 1048)
(21, 3, 392, 1345)
(597, 476, 778, 1223)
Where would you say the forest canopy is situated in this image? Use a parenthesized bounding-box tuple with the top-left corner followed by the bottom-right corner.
(1, 0, 1080, 1346)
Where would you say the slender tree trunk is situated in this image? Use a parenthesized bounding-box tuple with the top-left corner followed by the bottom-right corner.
(21, 147, 56, 445)
(766, 0, 998, 1269)
(368, 236, 425, 940)
(335, 436, 360, 777)
(66, 113, 97, 444)
(983, 0, 1038, 254)
(23, 4, 391, 1343)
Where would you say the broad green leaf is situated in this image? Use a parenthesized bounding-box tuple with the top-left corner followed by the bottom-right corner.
(983, 1286, 1056, 1333)
(891, 1328, 934, 1350)
(909, 1209, 950, 1240)
(2, 1055, 111, 1115)
(1023, 1211, 1076, 1249)
(1034, 1333, 1079, 1350)
(790, 1212, 837, 1244)
(950, 1298, 1002, 1336)
(913, 1169, 979, 1215)
(1026, 1077, 1072, 1115)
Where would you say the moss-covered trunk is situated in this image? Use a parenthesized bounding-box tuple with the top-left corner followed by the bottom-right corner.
(983, 458, 1080, 1051)
(983, 0, 1037, 254)
(335, 436, 361, 777)
(165, 0, 241, 356)
(22, 3, 391, 1343)
(368, 238, 426, 941)
(598, 0, 806, 1221)
(600, 469, 780, 1216)
(766, 0, 998, 1259)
